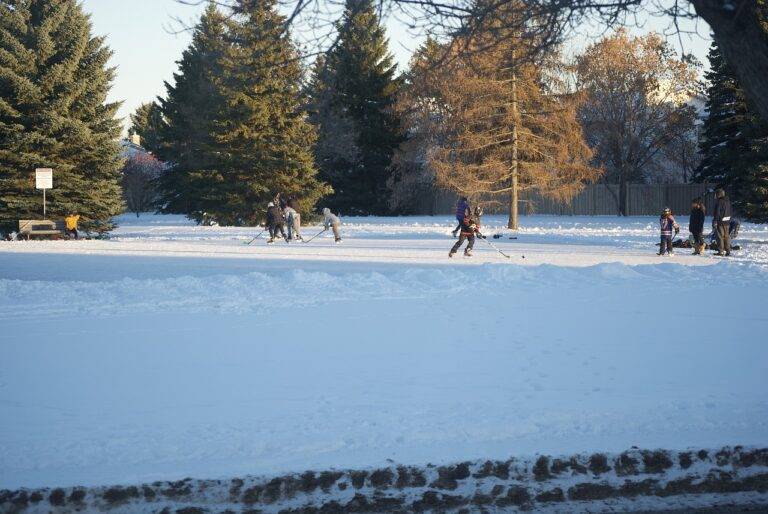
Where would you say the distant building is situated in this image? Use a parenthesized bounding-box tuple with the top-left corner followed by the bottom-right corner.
(120, 135, 150, 160)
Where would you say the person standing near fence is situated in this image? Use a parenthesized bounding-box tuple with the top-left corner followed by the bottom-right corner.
(689, 198, 706, 255)
(712, 188, 733, 256)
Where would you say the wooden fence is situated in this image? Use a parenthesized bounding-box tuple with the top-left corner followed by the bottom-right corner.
(422, 183, 715, 216)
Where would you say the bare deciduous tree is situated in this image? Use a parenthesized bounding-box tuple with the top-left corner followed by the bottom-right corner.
(576, 30, 699, 215)
(122, 153, 165, 217)
(177, 0, 768, 125)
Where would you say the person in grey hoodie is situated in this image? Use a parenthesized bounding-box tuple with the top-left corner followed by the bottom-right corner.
(323, 207, 342, 243)
(284, 205, 301, 241)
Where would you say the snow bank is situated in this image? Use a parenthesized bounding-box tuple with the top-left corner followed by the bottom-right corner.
(4, 446, 768, 513)
(0, 261, 763, 318)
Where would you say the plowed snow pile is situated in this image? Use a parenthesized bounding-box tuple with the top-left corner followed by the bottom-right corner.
(1, 214, 766, 490)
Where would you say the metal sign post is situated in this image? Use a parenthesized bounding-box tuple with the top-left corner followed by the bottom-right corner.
(35, 168, 53, 218)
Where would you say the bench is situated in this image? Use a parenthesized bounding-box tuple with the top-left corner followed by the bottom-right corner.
(18, 220, 66, 240)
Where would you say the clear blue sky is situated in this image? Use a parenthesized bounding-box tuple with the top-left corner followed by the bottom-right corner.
(81, 0, 713, 134)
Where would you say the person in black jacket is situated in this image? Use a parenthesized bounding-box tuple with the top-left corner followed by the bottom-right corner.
(449, 209, 481, 257)
(266, 202, 287, 244)
(712, 188, 733, 256)
(689, 197, 706, 255)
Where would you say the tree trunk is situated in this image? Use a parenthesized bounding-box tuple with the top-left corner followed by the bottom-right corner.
(619, 178, 628, 216)
(692, 0, 768, 121)
(508, 64, 519, 230)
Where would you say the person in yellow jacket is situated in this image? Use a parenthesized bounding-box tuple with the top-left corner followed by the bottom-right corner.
(64, 213, 80, 239)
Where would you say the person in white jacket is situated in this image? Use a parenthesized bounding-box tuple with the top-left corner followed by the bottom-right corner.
(284, 206, 301, 241)
(323, 208, 342, 243)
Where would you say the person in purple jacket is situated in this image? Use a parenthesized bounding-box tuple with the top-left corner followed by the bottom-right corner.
(658, 207, 680, 256)
(451, 196, 470, 237)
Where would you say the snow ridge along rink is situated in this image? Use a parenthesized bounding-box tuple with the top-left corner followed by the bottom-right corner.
(0, 214, 767, 491)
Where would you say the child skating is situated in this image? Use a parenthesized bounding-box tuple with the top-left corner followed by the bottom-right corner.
(658, 207, 680, 256)
(449, 208, 480, 258)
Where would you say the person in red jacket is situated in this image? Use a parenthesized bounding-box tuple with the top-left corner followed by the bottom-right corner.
(449, 209, 480, 258)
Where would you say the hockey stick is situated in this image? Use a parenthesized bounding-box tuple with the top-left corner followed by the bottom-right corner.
(303, 227, 328, 243)
(478, 233, 523, 259)
(244, 228, 266, 245)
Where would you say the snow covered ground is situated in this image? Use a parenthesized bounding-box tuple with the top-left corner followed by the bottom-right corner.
(1, 214, 767, 491)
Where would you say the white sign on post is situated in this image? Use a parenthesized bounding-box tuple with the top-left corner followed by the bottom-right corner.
(35, 168, 53, 218)
(35, 168, 53, 189)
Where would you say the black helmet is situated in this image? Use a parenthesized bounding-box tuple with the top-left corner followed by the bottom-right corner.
(715, 188, 725, 199)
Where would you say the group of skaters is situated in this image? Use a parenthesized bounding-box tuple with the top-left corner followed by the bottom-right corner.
(264, 193, 342, 244)
(450, 188, 738, 259)
(659, 187, 735, 256)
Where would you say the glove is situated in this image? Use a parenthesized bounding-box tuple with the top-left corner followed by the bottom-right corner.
(674, 227, 680, 235)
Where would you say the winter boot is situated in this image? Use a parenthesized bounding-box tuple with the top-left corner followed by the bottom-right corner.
(449, 250, 456, 258)
(267, 238, 274, 244)
(335, 238, 342, 244)
(464, 249, 472, 257)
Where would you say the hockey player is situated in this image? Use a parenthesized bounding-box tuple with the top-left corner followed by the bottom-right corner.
(284, 205, 301, 241)
(266, 202, 287, 244)
(323, 208, 342, 243)
(451, 196, 470, 237)
(449, 207, 480, 257)
(658, 207, 680, 256)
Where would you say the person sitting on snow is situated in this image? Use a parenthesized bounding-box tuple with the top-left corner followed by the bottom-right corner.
(322, 207, 342, 243)
(64, 213, 80, 240)
(449, 208, 481, 258)
(452, 196, 470, 237)
(658, 207, 679, 256)
(266, 202, 287, 244)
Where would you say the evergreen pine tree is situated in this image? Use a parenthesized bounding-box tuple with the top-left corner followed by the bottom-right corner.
(129, 102, 165, 154)
(308, 0, 402, 215)
(696, 39, 768, 222)
(156, 2, 228, 216)
(733, 138, 768, 222)
(695, 41, 753, 185)
(0, 0, 123, 233)
(204, 0, 329, 225)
